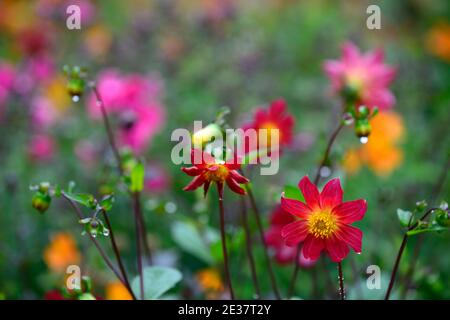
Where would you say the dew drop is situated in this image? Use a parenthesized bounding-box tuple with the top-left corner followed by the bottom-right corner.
(359, 136, 368, 144)
(320, 166, 331, 178)
(72, 95, 80, 103)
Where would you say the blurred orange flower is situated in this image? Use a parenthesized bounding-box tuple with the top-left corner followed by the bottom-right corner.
(105, 282, 133, 300)
(343, 111, 405, 177)
(44, 233, 80, 272)
(426, 22, 450, 62)
(196, 268, 224, 294)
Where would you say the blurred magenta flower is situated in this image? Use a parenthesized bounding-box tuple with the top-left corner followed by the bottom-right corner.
(87, 69, 165, 154)
(324, 42, 396, 110)
(265, 205, 317, 267)
(28, 134, 55, 162)
(31, 96, 57, 129)
(0, 62, 16, 116)
(144, 163, 171, 193)
(281, 176, 367, 263)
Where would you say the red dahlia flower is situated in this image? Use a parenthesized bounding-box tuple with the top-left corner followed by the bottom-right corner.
(181, 149, 249, 199)
(244, 99, 295, 150)
(265, 205, 317, 267)
(281, 176, 367, 263)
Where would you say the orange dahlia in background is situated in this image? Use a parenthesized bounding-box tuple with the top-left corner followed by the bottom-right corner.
(196, 268, 224, 299)
(426, 22, 450, 62)
(343, 111, 405, 177)
(44, 233, 80, 272)
(105, 282, 133, 300)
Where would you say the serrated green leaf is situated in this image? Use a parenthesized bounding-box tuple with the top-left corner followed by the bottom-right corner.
(100, 194, 115, 212)
(131, 266, 182, 300)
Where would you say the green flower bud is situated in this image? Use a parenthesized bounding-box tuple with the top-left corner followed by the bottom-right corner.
(415, 200, 428, 212)
(192, 123, 223, 148)
(355, 119, 371, 140)
(357, 105, 370, 118)
(32, 192, 51, 214)
(67, 78, 85, 100)
(436, 209, 450, 227)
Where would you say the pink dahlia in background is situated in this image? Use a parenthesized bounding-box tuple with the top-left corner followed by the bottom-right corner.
(28, 134, 55, 162)
(144, 163, 171, 194)
(265, 205, 317, 267)
(87, 70, 165, 154)
(242, 99, 295, 153)
(323, 42, 396, 110)
(281, 176, 367, 263)
(0, 62, 16, 116)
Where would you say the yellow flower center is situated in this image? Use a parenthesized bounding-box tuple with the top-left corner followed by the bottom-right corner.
(204, 164, 229, 182)
(307, 210, 338, 239)
(260, 122, 280, 147)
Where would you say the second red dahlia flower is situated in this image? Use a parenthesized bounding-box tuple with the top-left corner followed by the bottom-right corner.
(182, 149, 249, 199)
(281, 176, 367, 263)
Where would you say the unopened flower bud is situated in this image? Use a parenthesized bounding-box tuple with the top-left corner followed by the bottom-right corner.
(192, 123, 223, 148)
(355, 119, 371, 139)
(436, 209, 450, 227)
(32, 192, 51, 213)
(415, 200, 428, 211)
(67, 78, 85, 99)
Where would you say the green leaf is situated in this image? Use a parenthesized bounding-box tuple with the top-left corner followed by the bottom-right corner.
(100, 194, 115, 212)
(171, 221, 213, 264)
(407, 224, 448, 236)
(283, 185, 304, 202)
(64, 193, 96, 209)
(130, 162, 145, 192)
(131, 266, 182, 300)
(397, 209, 413, 227)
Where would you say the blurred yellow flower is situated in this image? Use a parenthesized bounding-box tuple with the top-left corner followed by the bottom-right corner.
(44, 76, 71, 113)
(83, 25, 113, 60)
(343, 111, 405, 177)
(426, 22, 450, 62)
(105, 282, 133, 300)
(196, 268, 224, 294)
(44, 233, 80, 272)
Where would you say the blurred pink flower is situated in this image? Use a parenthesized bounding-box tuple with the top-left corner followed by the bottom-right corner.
(88, 69, 165, 154)
(144, 163, 171, 193)
(323, 42, 396, 110)
(264, 205, 317, 268)
(31, 96, 57, 129)
(0, 62, 16, 117)
(75, 140, 99, 168)
(27, 55, 55, 82)
(28, 134, 55, 162)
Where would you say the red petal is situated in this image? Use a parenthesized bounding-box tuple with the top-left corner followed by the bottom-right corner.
(301, 235, 325, 260)
(281, 220, 309, 247)
(325, 238, 350, 262)
(320, 178, 343, 209)
(226, 178, 246, 195)
(183, 175, 206, 191)
(203, 181, 211, 197)
(335, 224, 362, 253)
(280, 195, 312, 219)
(181, 166, 203, 176)
(332, 199, 367, 223)
(298, 176, 321, 209)
(269, 99, 286, 117)
(228, 170, 249, 184)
